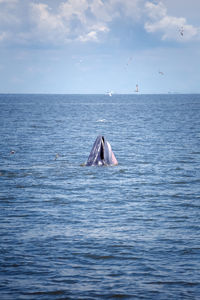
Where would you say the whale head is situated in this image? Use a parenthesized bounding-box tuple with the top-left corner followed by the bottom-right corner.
(86, 136, 118, 166)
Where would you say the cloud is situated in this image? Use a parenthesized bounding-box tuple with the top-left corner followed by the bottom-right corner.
(0, 0, 199, 46)
(59, 0, 89, 24)
(30, 1, 107, 43)
(0, 0, 149, 45)
(144, 1, 199, 41)
(114, 0, 142, 19)
(78, 25, 109, 42)
(89, 0, 142, 23)
(78, 31, 98, 42)
(29, 0, 142, 44)
(30, 3, 67, 43)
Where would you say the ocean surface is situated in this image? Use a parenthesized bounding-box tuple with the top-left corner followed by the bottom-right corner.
(0, 94, 200, 300)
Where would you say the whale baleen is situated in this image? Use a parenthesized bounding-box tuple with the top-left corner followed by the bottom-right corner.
(86, 136, 118, 166)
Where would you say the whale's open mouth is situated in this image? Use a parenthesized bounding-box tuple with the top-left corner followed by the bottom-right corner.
(100, 136, 105, 160)
(86, 135, 118, 166)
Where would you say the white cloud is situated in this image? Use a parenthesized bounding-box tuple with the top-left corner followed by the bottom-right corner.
(144, 1, 199, 41)
(78, 25, 109, 42)
(31, 3, 67, 39)
(29, 0, 112, 43)
(78, 31, 98, 42)
(0, 0, 145, 45)
(59, 0, 89, 24)
(115, 0, 142, 19)
(29, 0, 143, 44)
(145, 1, 166, 20)
(89, 0, 142, 22)
(30, 1, 95, 43)
(0, 0, 199, 45)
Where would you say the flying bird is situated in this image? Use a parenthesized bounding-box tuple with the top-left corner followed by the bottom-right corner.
(125, 56, 133, 69)
(158, 71, 164, 75)
(179, 26, 184, 36)
(126, 56, 133, 66)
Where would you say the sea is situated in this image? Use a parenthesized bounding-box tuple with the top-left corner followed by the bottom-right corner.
(0, 93, 200, 300)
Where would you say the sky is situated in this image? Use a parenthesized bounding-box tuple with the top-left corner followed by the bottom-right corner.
(0, 0, 200, 94)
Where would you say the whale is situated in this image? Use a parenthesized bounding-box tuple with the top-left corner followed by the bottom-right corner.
(86, 136, 118, 166)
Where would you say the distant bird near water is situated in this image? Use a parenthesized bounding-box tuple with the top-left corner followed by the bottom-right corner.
(86, 136, 118, 166)
(135, 84, 139, 93)
(54, 153, 59, 160)
(107, 91, 113, 96)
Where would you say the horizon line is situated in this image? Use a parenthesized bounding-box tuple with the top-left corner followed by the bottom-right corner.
(0, 92, 200, 95)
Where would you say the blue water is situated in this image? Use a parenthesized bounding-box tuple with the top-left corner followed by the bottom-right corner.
(0, 94, 200, 299)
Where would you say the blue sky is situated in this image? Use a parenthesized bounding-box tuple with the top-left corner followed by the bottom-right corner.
(0, 0, 200, 94)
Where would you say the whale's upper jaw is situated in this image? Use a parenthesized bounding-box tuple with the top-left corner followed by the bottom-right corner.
(85, 136, 105, 166)
(86, 136, 118, 166)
